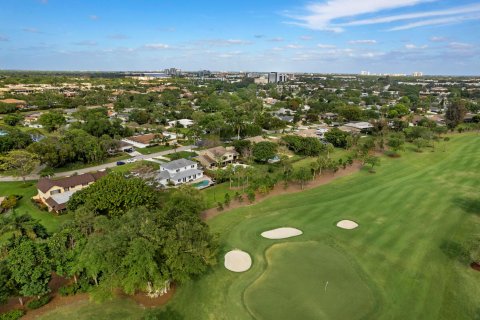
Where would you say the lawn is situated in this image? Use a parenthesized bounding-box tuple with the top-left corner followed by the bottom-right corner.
(38, 298, 153, 320)
(136, 145, 173, 155)
(164, 150, 197, 160)
(201, 182, 239, 208)
(162, 133, 480, 319)
(0, 181, 69, 233)
(109, 160, 160, 174)
(47, 153, 131, 174)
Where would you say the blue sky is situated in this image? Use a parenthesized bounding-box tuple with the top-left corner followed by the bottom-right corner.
(0, 0, 479, 75)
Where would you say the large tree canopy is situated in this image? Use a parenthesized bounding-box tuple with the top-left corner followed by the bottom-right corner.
(67, 173, 161, 217)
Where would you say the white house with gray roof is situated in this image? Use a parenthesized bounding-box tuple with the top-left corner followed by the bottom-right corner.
(156, 158, 203, 186)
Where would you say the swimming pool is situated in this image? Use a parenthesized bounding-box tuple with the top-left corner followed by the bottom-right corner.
(193, 180, 210, 189)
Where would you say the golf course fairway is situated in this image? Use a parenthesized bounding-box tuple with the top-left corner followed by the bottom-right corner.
(244, 242, 376, 320)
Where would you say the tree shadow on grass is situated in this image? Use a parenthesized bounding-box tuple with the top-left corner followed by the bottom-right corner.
(143, 306, 184, 320)
(451, 196, 480, 216)
(439, 240, 471, 265)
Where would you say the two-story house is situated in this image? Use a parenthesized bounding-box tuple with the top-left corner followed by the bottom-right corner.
(34, 171, 106, 212)
(156, 158, 203, 186)
(196, 146, 239, 170)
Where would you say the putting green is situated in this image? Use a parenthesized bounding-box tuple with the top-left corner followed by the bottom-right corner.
(244, 242, 376, 320)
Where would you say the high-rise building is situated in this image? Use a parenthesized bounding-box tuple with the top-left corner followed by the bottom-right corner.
(164, 68, 181, 76)
(412, 72, 423, 77)
(278, 74, 288, 82)
(268, 72, 278, 83)
(360, 71, 370, 75)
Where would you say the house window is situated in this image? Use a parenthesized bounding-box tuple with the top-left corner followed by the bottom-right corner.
(176, 169, 180, 172)
(50, 189, 61, 195)
(64, 187, 70, 191)
(191, 165, 195, 168)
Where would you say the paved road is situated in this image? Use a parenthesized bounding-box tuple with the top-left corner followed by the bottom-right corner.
(0, 145, 196, 182)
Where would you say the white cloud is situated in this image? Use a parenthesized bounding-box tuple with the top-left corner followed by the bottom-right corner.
(341, 3, 480, 26)
(448, 42, 474, 50)
(286, 44, 303, 49)
(268, 37, 284, 42)
(108, 34, 129, 40)
(144, 43, 170, 49)
(300, 35, 312, 40)
(317, 43, 336, 48)
(388, 13, 480, 31)
(287, 1, 480, 32)
(22, 27, 41, 33)
(226, 39, 251, 44)
(404, 43, 428, 49)
(349, 39, 377, 44)
(73, 40, 97, 46)
(89, 15, 99, 21)
(430, 36, 447, 42)
(286, 0, 429, 31)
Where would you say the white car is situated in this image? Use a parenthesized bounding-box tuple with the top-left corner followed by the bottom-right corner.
(126, 158, 138, 163)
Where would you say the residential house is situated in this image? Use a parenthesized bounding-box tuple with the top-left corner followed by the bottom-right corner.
(196, 146, 239, 169)
(156, 159, 203, 186)
(167, 119, 194, 128)
(122, 133, 164, 149)
(34, 171, 106, 212)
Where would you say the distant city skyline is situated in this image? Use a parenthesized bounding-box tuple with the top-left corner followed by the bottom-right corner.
(1, 0, 479, 75)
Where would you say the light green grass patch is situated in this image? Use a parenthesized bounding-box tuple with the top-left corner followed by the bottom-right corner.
(244, 242, 376, 320)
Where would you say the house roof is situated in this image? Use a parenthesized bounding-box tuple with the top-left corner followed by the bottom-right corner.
(197, 154, 216, 166)
(204, 146, 239, 158)
(161, 158, 197, 171)
(37, 171, 106, 193)
(157, 168, 203, 182)
(125, 133, 158, 145)
(50, 190, 76, 205)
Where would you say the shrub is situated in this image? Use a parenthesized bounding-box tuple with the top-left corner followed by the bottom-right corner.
(247, 190, 256, 203)
(0, 310, 25, 320)
(26, 295, 51, 310)
(217, 202, 224, 211)
(59, 284, 76, 296)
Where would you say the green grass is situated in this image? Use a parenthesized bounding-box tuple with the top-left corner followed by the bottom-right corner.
(136, 145, 173, 155)
(37, 298, 150, 320)
(161, 133, 480, 319)
(164, 151, 197, 160)
(201, 182, 239, 208)
(244, 242, 376, 320)
(0, 181, 69, 233)
(109, 160, 160, 174)
(47, 154, 131, 174)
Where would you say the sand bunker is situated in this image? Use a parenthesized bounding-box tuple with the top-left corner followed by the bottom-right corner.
(336, 220, 359, 230)
(224, 250, 252, 272)
(261, 227, 303, 239)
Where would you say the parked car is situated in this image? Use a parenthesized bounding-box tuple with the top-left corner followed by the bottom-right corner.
(116, 161, 126, 166)
(126, 158, 138, 163)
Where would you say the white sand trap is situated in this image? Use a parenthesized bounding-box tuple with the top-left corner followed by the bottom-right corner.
(224, 250, 252, 272)
(336, 220, 359, 230)
(261, 227, 303, 239)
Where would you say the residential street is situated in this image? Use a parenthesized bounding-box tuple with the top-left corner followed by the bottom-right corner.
(0, 145, 196, 182)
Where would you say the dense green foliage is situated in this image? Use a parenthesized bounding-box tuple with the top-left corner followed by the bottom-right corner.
(67, 173, 160, 217)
